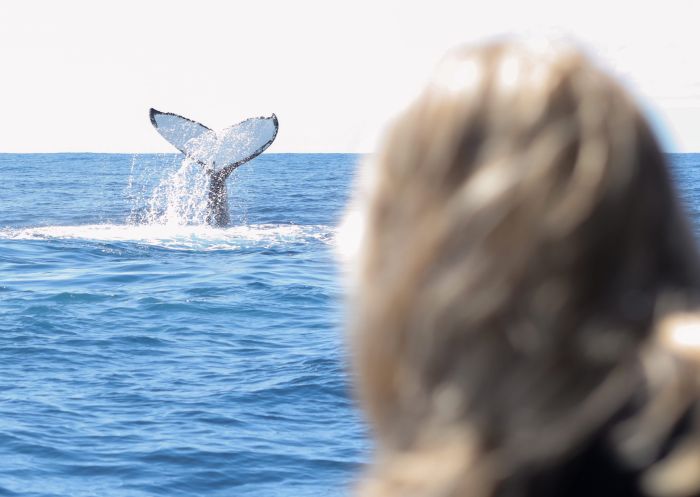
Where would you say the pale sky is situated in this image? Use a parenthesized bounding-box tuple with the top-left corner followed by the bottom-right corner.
(1, 0, 699, 153)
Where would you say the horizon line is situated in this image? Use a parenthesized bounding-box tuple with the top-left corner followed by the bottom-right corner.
(0, 150, 694, 155)
(0, 151, 372, 155)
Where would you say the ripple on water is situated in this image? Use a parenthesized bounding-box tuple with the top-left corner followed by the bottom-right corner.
(0, 153, 367, 497)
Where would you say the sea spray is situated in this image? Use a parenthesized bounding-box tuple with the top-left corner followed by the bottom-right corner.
(127, 157, 210, 225)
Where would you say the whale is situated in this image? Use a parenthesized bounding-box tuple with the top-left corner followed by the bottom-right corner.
(149, 108, 278, 226)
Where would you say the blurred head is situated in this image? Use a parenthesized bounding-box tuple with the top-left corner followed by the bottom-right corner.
(342, 39, 700, 497)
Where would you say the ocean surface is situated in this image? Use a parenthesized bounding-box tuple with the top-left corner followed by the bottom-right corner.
(2, 152, 700, 497)
(0, 153, 368, 497)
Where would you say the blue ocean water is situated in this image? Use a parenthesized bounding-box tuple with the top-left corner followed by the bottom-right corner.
(2, 152, 700, 497)
(0, 153, 369, 497)
(667, 154, 700, 226)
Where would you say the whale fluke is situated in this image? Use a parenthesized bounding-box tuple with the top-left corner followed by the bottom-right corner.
(149, 109, 278, 169)
(149, 109, 279, 226)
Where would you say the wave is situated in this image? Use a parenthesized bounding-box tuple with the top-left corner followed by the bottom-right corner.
(0, 223, 336, 251)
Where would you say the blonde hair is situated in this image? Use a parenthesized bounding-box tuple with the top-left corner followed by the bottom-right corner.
(344, 40, 700, 497)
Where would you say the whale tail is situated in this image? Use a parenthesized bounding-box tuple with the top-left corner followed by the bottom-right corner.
(149, 108, 278, 176)
(149, 108, 278, 227)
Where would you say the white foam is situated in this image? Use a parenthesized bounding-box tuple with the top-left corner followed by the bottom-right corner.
(0, 223, 335, 251)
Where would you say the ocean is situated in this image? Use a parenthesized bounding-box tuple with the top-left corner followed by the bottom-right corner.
(1, 152, 700, 497)
(0, 153, 368, 497)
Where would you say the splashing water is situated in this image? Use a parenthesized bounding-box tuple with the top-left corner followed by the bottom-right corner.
(127, 157, 211, 225)
(0, 154, 337, 251)
(0, 154, 340, 251)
